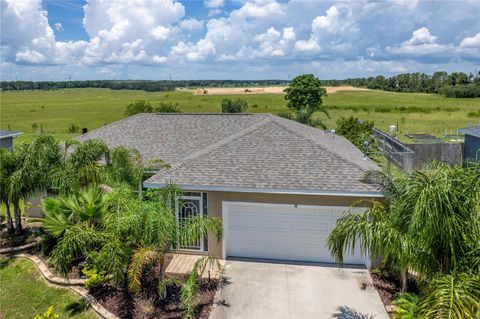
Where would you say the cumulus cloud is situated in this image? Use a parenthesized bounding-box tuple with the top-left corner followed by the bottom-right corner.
(1, 0, 479, 79)
(204, 0, 224, 8)
(179, 18, 204, 31)
(54, 22, 63, 31)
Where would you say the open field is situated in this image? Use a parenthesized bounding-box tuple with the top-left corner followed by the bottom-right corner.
(0, 258, 98, 319)
(182, 85, 371, 95)
(1, 88, 479, 144)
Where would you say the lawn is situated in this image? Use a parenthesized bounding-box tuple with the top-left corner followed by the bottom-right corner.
(0, 258, 98, 319)
(1, 88, 479, 143)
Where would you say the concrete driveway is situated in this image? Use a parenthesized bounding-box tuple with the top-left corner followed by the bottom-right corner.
(209, 259, 389, 319)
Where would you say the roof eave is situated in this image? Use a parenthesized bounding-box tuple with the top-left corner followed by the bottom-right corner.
(0, 132, 23, 139)
(142, 182, 384, 198)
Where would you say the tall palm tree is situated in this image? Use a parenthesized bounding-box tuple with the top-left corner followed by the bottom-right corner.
(328, 163, 480, 291)
(0, 148, 16, 234)
(41, 185, 223, 293)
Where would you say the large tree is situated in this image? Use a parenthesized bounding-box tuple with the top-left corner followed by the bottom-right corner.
(328, 163, 480, 317)
(0, 148, 16, 234)
(283, 74, 328, 128)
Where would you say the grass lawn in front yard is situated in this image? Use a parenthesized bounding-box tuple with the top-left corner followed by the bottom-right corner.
(0, 258, 98, 319)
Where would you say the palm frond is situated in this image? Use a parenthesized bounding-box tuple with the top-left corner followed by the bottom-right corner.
(128, 246, 163, 294)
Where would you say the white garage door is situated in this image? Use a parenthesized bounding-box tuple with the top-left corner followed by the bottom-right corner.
(223, 202, 367, 266)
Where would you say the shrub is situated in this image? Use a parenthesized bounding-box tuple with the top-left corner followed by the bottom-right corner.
(124, 100, 153, 116)
(467, 110, 480, 118)
(40, 233, 57, 256)
(220, 98, 248, 113)
(154, 102, 181, 113)
(82, 267, 106, 288)
(277, 110, 294, 120)
(336, 116, 375, 153)
(67, 123, 80, 133)
(33, 306, 59, 319)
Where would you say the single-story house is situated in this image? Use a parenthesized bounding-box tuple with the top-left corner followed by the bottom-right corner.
(459, 125, 480, 162)
(78, 113, 382, 267)
(0, 130, 22, 150)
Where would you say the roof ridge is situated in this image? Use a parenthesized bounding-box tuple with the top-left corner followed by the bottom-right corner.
(268, 114, 373, 172)
(156, 116, 273, 178)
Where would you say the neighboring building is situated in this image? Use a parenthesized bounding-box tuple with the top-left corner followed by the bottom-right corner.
(0, 130, 22, 150)
(78, 113, 382, 267)
(459, 125, 480, 162)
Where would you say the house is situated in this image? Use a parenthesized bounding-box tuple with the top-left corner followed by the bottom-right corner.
(78, 113, 382, 267)
(459, 125, 480, 162)
(0, 130, 22, 150)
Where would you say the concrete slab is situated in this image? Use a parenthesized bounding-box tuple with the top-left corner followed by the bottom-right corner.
(210, 259, 389, 319)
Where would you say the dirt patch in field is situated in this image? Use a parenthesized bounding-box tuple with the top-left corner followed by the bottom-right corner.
(183, 85, 371, 95)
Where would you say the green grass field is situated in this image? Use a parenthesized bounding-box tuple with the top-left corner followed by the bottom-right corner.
(0, 258, 98, 319)
(1, 88, 479, 143)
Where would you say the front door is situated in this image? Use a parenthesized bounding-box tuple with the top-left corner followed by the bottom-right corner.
(177, 195, 203, 250)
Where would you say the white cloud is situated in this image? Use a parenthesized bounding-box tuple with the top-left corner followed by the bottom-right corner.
(405, 27, 437, 45)
(207, 8, 222, 17)
(232, 0, 284, 19)
(460, 32, 480, 47)
(54, 22, 63, 31)
(171, 39, 215, 61)
(150, 26, 170, 40)
(204, 0, 224, 8)
(179, 18, 204, 31)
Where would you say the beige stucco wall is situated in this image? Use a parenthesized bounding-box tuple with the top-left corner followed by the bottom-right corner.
(24, 192, 44, 218)
(206, 191, 379, 259)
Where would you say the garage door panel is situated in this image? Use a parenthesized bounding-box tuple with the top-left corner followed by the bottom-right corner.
(224, 202, 366, 266)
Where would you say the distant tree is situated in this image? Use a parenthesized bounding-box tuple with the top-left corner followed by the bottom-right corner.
(154, 102, 181, 113)
(336, 116, 375, 153)
(220, 98, 248, 113)
(283, 74, 328, 128)
(124, 100, 153, 116)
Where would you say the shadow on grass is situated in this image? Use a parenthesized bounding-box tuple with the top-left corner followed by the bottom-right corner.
(64, 297, 92, 316)
(0, 257, 13, 269)
(333, 306, 377, 319)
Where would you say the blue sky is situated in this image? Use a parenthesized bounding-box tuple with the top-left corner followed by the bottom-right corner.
(1, 0, 479, 81)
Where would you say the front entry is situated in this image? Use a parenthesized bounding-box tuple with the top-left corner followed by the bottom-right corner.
(176, 193, 205, 251)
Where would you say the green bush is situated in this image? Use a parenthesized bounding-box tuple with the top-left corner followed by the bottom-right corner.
(336, 116, 375, 153)
(124, 100, 153, 116)
(439, 84, 480, 98)
(220, 98, 248, 113)
(33, 306, 59, 319)
(67, 123, 80, 133)
(154, 102, 181, 113)
(82, 268, 105, 288)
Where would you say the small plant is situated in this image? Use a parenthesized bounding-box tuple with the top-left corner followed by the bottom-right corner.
(158, 277, 182, 299)
(393, 293, 422, 319)
(277, 110, 294, 119)
(32, 122, 38, 132)
(67, 123, 80, 133)
(467, 110, 480, 117)
(33, 306, 59, 319)
(82, 267, 106, 288)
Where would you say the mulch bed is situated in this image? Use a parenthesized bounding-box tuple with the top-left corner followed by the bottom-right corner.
(0, 226, 42, 249)
(90, 255, 218, 319)
(369, 268, 420, 307)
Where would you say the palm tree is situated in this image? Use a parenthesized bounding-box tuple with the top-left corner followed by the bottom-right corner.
(0, 148, 16, 234)
(41, 184, 223, 293)
(328, 163, 480, 292)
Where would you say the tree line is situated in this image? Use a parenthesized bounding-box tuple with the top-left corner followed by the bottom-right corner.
(2, 71, 479, 98)
(0, 79, 287, 92)
(319, 71, 480, 98)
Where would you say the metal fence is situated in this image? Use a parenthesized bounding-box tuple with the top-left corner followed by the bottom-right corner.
(371, 127, 415, 171)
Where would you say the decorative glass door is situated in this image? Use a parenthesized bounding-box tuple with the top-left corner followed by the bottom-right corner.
(176, 195, 203, 250)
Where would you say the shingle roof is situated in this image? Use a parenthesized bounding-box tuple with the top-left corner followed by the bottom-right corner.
(459, 125, 480, 138)
(0, 130, 22, 139)
(78, 113, 381, 195)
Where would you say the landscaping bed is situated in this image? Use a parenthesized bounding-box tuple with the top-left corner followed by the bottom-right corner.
(0, 225, 41, 249)
(90, 258, 218, 319)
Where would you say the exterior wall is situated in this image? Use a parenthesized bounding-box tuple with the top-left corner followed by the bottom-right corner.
(464, 135, 480, 162)
(0, 137, 13, 150)
(206, 191, 379, 258)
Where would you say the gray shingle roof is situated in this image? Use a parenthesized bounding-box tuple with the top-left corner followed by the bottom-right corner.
(79, 113, 380, 195)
